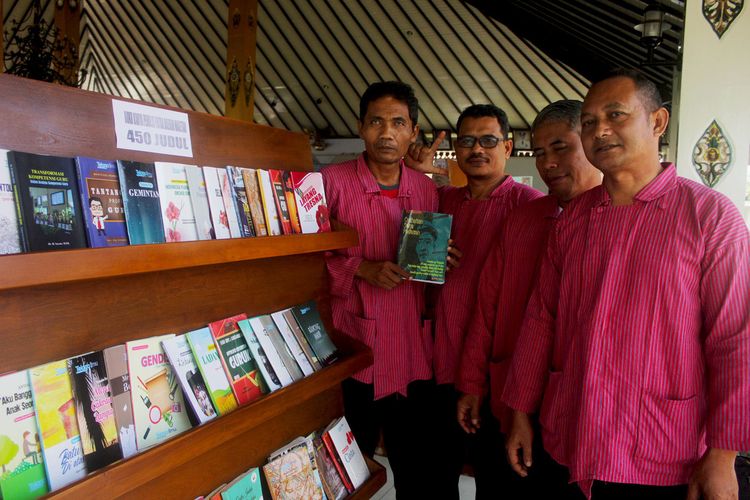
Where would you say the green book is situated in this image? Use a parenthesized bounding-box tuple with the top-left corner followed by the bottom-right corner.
(185, 327, 239, 416)
(396, 210, 452, 284)
(291, 302, 338, 367)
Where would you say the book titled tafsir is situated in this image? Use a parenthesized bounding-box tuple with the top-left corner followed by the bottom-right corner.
(396, 210, 453, 284)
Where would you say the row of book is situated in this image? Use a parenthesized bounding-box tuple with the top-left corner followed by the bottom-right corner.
(0, 301, 338, 500)
(199, 416, 370, 500)
(0, 149, 331, 255)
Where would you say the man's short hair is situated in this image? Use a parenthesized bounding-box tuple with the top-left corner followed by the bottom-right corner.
(359, 81, 419, 127)
(593, 68, 663, 112)
(532, 100, 583, 134)
(456, 104, 510, 139)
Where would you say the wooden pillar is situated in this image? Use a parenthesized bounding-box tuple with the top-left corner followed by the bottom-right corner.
(53, 0, 81, 85)
(225, 0, 258, 121)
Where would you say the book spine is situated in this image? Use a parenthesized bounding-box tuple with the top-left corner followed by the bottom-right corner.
(7, 153, 29, 252)
(226, 168, 254, 237)
(322, 431, 354, 493)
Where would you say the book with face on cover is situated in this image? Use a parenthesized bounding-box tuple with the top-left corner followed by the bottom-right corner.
(184, 165, 215, 240)
(0, 370, 49, 500)
(161, 334, 217, 425)
(102, 345, 137, 459)
(289, 172, 331, 234)
(241, 168, 268, 237)
(75, 157, 129, 248)
(0, 149, 22, 255)
(29, 360, 87, 491)
(238, 319, 283, 394)
(202, 166, 232, 240)
(396, 210, 452, 284)
(154, 162, 199, 243)
(256, 169, 282, 236)
(117, 160, 166, 245)
(186, 327, 239, 416)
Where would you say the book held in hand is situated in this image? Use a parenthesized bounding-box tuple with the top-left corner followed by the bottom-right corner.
(396, 210, 452, 284)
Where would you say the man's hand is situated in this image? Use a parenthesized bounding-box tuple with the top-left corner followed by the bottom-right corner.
(404, 131, 447, 175)
(356, 260, 410, 290)
(506, 410, 534, 477)
(687, 448, 738, 500)
(447, 239, 462, 272)
(457, 393, 481, 434)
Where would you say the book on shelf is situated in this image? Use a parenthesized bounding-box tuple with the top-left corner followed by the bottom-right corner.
(161, 334, 217, 425)
(208, 314, 265, 406)
(291, 302, 339, 367)
(281, 309, 322, 371)
(312, 434, 347, 500)
(155, 162, 200, 242)
(29, 360, 87, 491)
(289, 171, 331, 234)
(263, 442, 323, 500)
(271, 310, 315, 377)
(220, 467, 264, 500)
(117, 160, 166, 245)
(186, 327, 239, 416)
(259, 315, 304, 382)
(202, 166, 232, 240)
(227, 166, 255, 238)
(256, 169, 282, 236)
(126, 335, 192, 451)
(184, 165, 215, 240)
(396, 210, 453, 284)
(281, 171, 302, 234)
(102, 345, 138, 459)
(217, 167, 243, 238)
(241, 168, 268, 237)
(0, 149, 22, 255)
(268, 170, 293, 235)
(7, 151, 87, 252)
(66, 351, 123, 472)
(247, 317, 294, 387)
(324, 416, 369, 491)
(238, 319, 284, 393)
(75, 157, 129, 248)
(0, 370, 49, 500)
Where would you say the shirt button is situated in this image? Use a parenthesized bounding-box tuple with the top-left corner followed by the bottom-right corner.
(408, 189, 413, 195)
(596, 207, 603, 213)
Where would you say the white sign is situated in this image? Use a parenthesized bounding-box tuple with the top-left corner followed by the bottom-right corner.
(111, 99, 193, 158)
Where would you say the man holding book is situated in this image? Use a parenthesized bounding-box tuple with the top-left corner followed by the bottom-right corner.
(321, 81, 439, 498)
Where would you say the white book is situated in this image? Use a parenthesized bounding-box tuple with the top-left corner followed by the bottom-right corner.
(258, 314, 303, 382)
(248, 316, 294, 387)
(256, 169, 282, 236)
(162, 334, 217, 425)
(217, 167, 242, 238)
(0, 149, 21, 255)
(155, 162, 199, 242)
(238, 319, 283, 393)
(271, 310, 315, 377)
(185, 165, 215, 240)
(202, 167, 231, 240)
(327, 416, 369, 490)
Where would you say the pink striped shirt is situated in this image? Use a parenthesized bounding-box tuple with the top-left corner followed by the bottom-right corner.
(456, 195, 559, 433)
(503, 164, 750, 492)
(322, 154, 438, 399)
(433, 178, 543, 386)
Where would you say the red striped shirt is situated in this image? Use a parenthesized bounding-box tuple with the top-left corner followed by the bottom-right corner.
(322, 154, 438, 399)
(433, 178, 543, 386)
(503, 164, 750, 492)
(456, 195, 560, 433)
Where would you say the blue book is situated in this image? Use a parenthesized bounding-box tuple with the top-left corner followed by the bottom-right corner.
(75, 157, 129, 247)
(117, 161, 165, 245)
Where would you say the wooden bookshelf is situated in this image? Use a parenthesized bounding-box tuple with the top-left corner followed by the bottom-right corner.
(0, 74, 386, 498)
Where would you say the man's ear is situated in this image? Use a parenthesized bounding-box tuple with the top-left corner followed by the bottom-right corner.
(503, 139, 514, 159)
(411, 123, 420, 143)
(357, 120, 364, 140)
(652, 107, 669, 137)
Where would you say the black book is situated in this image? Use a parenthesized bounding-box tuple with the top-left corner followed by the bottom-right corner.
(291, 301, 339, 366)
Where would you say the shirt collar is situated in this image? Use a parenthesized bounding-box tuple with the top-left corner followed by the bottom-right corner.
(461, 174, 515, 200)
(355, 153, 415, 197)
(593, 162, 676, 207)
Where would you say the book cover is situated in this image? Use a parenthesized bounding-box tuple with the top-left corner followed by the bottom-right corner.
(217, 168, 242, 238)
(258, 315, 303, 382)
(208, 314, 265, 406)
(227, 166, 255, 238)
(74, 157, 129, 248)
(241, 168, 268, 237)
(396, 210, 452, 284)
(186, 327, 239, 416)
(289, 172, 331, 234)
(0, 370, 48, 500)
(7, 151, 87, 252)
(320, 428, 352, 493)
(155, 162, 199, 242)
(0, 149, 22, 255)
(117, 160, 166, 245)
(102, 345, 137, 459)
(281, 171, 302, 234)
(247, 317, 294, 388)
(185, 165, 215, 240)
(256, 169, 282, 236)
(66, 352, 122, 472)
(263, 443, 323, 500)
(313, 435, 347, 500)
(29, 360, 86, 491)
(238, 319, 283, 393)
(271, 310, 314, 377)
(291, 302, 339, 367)
(325, 416, 369, 490)
(161, 334, 217, 425)
(282, 309, 322, 371)
(202, 167, 232, 240)
(221, 467, 263, 500)
(126, 336, 192, 451)
(268, 170, 292, 235)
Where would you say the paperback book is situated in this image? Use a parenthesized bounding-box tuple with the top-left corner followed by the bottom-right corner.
(282, 309, 322, 371)
(396, 210, 452, 284)
(161, 334, 217, 425)
(247, 317, 294, 387)
(117, 160, 166, 245)
(155, 162, 199, 242)
(220, 467, 263, 500)
(227, 166, 255, 238)
(289, 172, 331, 234)
(75, 157, 128, 247)
(186, 327, 239, 416)
(67, 351, 122, 471)
(184, 165, 215, 240)
(203, 166, 232, 239)
(325, 416, 369, 490)
(258, 315, 303, 382)
(263, 443, 323, 500)
(241, 168, 268, 237)
(313, 435, 347, 500)
(102, 345, 137, 458)
(217, 168, 242, 238)
(7, 151, 87, 252)
(256, 169, 282, 236)
(268, 170, 292, 235)
(238, 319, 284, 393)
(271, 310, 314, 377)
(291, 302, 339, 366)
(0, 149, 22, 255)
(281, 171, 302, 234)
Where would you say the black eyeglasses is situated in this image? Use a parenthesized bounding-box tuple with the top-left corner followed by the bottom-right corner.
(455, 135, 503, 149)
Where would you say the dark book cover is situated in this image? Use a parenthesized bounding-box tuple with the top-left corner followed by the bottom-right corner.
(67, 351, 123, 472)
(281, 170, 302, 234)
(269, 169, 293, 235)
(291, 301, 339, 366)
(117, 160, 165, 245)
(75, 157, 129, 248)
(7, 151, 87, 252)
(226, 166, 255, 238)
(396, 210, 453, 284)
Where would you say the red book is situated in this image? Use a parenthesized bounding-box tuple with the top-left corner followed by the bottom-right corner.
(269, 169, 293, 235)
(321, 429, 354, 493)
(208, 314, 265, 405)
